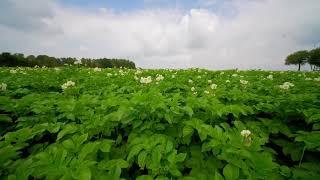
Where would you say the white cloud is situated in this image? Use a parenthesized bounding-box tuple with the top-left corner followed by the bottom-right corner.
(0, 0, 319, 70)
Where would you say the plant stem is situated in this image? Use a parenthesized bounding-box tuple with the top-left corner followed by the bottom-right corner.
(299, 146, 306, 167)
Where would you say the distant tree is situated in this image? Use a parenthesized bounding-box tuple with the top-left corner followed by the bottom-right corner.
(0, 52, 136, 69)
(309, 48, 320, 70)
(285, 50, 309, 71)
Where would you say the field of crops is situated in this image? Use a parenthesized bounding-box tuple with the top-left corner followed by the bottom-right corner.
(1, 67, 320, 180)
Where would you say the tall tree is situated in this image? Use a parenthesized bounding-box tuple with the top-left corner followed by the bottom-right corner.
(285, 50, 309, 71)
(309, 48, 320, 70)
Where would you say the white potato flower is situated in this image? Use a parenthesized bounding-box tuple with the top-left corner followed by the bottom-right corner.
(226, 80, 230, 83)
(267, 75, 273, 80)
(240, 80, 248, 85)
(191, 87, 195, 92)
(241, 130, 251, 138)
(156, 74, 164, 81)
(208, 80, 212, 83)
(220, 72, 225, 75)
(0, 83, 7, 91)
(107, 73, 112, 76)
(279, 82, 294, 90)
(210, 84, 218, 90)
(305, 77, 312, 81)
(94, 67, 102, 72)
(171, 75, 175, 78)
(204, 90, 210, 94)
(10, 70, 17, 74)
(140, 76, 152, 84)
(232, 74, 238, 77)
(315, 77, 320, 81)
(188, 79, 193, 84)
(74, 61, 82, 65)
(197, 75, 201, 79)
(61, 81, 75, 90)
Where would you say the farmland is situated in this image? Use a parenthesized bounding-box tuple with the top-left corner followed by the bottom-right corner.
(1, 67, 320, 180)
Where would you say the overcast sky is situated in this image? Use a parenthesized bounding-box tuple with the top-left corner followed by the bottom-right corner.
(0, 0, 319, 70)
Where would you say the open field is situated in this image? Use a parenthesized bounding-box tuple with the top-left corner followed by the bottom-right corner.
(1, 67, 320, 179)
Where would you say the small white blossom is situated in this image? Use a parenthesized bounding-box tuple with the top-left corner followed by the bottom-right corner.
(191, 87, 195, 92)
(197, 75, 201, 79)
(208, 80, 212, 83)
(232, 74, 238, 77)
(107, 73, 112, 76)
(134, 76, 139, 80)
(220, 72, 225, 75)
(240, 80, 248, 85)
(204, 90, 210, 94)
(314, 77, 320, 81)
(135, 70, 142, 75)
(140, 76, 152, 84)
(54, 67, 60, 71)
(61, 81, 75, 90)
(241, 130, 251, 138)
(34, 65, 39, 68)
(267, 75, 273, 80)
(74, 61, 82, 65)
(210, 84, 218, 90)
(93, 67, 102, 72)
(10, 70, 17, 74)
(283, 82, 294, 87)
(0, 83, 7, 91)
(156, 74, 164, 81)
(188, 79, 193, 84)
(226, 80, 230, 83)
(171, 75, 175, 78)
(305, 77, 312, 81)
(279, 82, 294, 90)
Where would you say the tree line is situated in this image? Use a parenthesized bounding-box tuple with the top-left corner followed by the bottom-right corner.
(285, 47, 320, 71)
(0, 52, 136, 69)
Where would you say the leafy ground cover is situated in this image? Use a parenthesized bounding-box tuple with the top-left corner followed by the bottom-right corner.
(0, 67, 320, 180)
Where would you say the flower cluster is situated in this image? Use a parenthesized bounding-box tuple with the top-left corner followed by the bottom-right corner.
(208, 80, 212, 83)
(61, 81, 75, 90)
(0, 83, 7, 91)
(279, 82, 294, 90)
(315, 77, 320, 81)
(188, 79, 193, 84)
(305, 77, 312, 81)
(241, 130, 251, 137)
(241, 129, 252, 147)
(232, 74, 238, 77)
(267, 75, 273, 80)
(140, 76, 152, 84)
(93, 67, 102, 72)
(74, 61, 82, 65)
(210, 83, 218, 90)
(156, 74, 164, 81)
(10, 69, 17, 74)
(240, 79, 248, 85)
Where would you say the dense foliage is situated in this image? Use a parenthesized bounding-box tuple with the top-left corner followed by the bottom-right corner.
(285, 47, 320, 71)
(1, 67, 320, 180)
(0, 52, 136, 69)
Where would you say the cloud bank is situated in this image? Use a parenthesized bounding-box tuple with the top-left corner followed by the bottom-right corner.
(0, 0, 319, 70)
